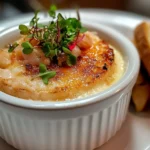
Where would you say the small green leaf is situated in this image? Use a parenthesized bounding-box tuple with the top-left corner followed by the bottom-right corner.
(67, 54, 77, 66)
(8, 42, 19, 53)
(19, 24, 29, 35)
(66, 28, 76, 36)
(65, 35, 76, 42)
(43, 31, 49, 40)
(48, 21, 56, 30)
(22, 42, 33, 49)
(66, 18, 81, 29)
(39, 63, 56, 84)
(39, 71, 56, 78)
(37, 23, 45, 28)
(48, 5, 57, 18)
(80, 27, 87, 33)
(22, 48, 33, 54)
(41, 71, 56, 84)
(57, 13, 64, 21)
(42, 78, 49, 85)
(22, 42, 33, 54)
(28, 34, 33, 38)
(20, 31, 27, 35)
(62, 47, 71, 54)
(42, 42, 51, 56)
(45, 50, 54, 57)
(39, 63, 47, 73)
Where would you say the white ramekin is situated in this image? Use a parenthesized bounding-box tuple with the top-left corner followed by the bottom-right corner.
(0, 20, 139, 150)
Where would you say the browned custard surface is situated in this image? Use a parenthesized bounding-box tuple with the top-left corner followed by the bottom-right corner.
(0, 32, 124, 101)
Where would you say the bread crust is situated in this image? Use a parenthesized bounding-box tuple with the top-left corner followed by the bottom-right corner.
(134, 22, 150, 75)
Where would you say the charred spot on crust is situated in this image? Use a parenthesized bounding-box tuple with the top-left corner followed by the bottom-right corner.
(95, 74, 100, 78)
(107, 48, 114, 62)
(25, 64, 39, 75)
(102, 63, 108, 70)
(25, 64, 32, 70)
(102, 48, 114, 65)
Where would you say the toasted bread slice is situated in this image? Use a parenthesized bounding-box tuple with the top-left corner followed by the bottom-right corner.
(132, 83, 149, 112)
(132, 71, 150, 111)
(135, 72, 144, 85)
(134, 22, 150, 76)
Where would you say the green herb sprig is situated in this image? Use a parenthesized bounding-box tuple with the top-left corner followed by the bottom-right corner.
(38, 63, 56, 84)
(8, 42, 19, 53)
(8, 5, 87, 84)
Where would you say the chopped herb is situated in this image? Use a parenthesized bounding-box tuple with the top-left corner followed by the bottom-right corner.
(39, 63, 56, 84)
(8, 42, 19, 53)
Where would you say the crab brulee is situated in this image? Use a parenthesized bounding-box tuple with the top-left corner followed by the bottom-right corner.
(0, 7, 124, 101)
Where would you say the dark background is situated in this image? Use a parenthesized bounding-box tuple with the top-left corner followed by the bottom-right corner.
(0, 0, 149, 21)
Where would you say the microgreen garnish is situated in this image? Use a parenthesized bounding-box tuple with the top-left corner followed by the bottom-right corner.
(8, 42, 19, 53)
(30, 10, 39, 27)
(67, 54, 77, 66)
(19, 24, 29, 35)
(8, 5, 87, 84)
(48, 5, 57, 18)
(62, 47, 72, 54)
(22, 42, 33, 54)
(76, 8, 80, 21)
(80, 27, 87, 33)
(39, 63, 56, 84)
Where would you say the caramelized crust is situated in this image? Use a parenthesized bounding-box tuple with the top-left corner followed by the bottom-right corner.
(25, 40, 114, 82)
(0, 39, 115, 101)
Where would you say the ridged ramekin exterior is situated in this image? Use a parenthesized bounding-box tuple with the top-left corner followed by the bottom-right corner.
(0, 83, 133, 150)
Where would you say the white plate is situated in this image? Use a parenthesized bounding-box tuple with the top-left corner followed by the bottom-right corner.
(0, 9, 150, 150)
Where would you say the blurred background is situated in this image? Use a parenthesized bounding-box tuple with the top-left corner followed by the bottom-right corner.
(0, 0, 150, 21)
